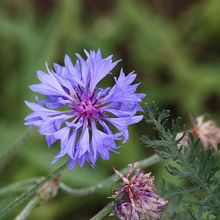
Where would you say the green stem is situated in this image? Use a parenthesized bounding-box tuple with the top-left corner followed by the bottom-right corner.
(0, 160, 68, 219)
(14, 197, 39, 220)
(60, 154, 161, 196)
(0, 178, 42, 195)
(89, 201, 115, 220)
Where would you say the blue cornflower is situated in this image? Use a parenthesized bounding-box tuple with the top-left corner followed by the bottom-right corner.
(25, 49, 145, 169)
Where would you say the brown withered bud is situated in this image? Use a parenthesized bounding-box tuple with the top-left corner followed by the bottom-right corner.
(37, 174, 61, 201)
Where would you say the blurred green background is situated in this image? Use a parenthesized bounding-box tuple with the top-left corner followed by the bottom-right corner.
(0, 0, 220, 219)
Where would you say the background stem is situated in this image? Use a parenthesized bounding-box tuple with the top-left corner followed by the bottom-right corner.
(60, 154, 161, 196)
(0, 160, 68, 219)
(0, 178, 42, 195)
(14, 197, 39, 220)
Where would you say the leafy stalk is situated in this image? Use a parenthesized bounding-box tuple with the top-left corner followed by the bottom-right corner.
(141, 102, 220, 218)
(144, 104, 211, 192)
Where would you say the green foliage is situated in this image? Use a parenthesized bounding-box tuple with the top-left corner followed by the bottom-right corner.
(141, 102, 220, 219)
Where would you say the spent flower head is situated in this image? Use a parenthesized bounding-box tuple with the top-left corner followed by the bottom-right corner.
(110, 163, 168, 220)
(178, 115, 220, 152)
(25, 49, 145, 169)
(191, 115, 220, 152)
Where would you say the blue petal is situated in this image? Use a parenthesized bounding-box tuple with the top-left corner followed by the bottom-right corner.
(46, 135, 57, 147)
(88, 50, 121, 93)
(30, 67, 74, 100)
(100, 69, 144, 104)
(38, 114, 73, 135)
(105, 108, 137, 117)
(51, 127, 71, 164)
(77, 123, 90, 157)
(68, 158, 77, 170)
(25, 101, 68, 115)
(91, 122, 118, 161)
(53, 127, 71, 148)
(106, 116, 143, 142)
(75, 53, 90, 86)
(66, 129, 78, 159)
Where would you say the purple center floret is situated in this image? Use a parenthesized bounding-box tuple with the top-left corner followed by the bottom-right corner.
(72, 88, 103, 120)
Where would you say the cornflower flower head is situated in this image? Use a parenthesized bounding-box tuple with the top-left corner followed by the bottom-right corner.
(111, 163, 168, 220)
(25, 49, 145, 169)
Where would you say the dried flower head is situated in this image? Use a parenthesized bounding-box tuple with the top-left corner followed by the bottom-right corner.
(25, 49, 145, 169)
(111, 163, 168, 220)
(178, 115, 220, 152)
(191, 115, 220, 152)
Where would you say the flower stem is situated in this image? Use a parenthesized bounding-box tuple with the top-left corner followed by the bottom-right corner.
(14, 197, 39, 220)
(0, 160, 68, 219)
(60, 154, 161, 196)
(89, 201, 115, 220)
(0, 178, 42, 195)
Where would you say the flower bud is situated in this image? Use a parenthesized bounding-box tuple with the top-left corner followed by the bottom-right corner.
(37, 174, 61, 201)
